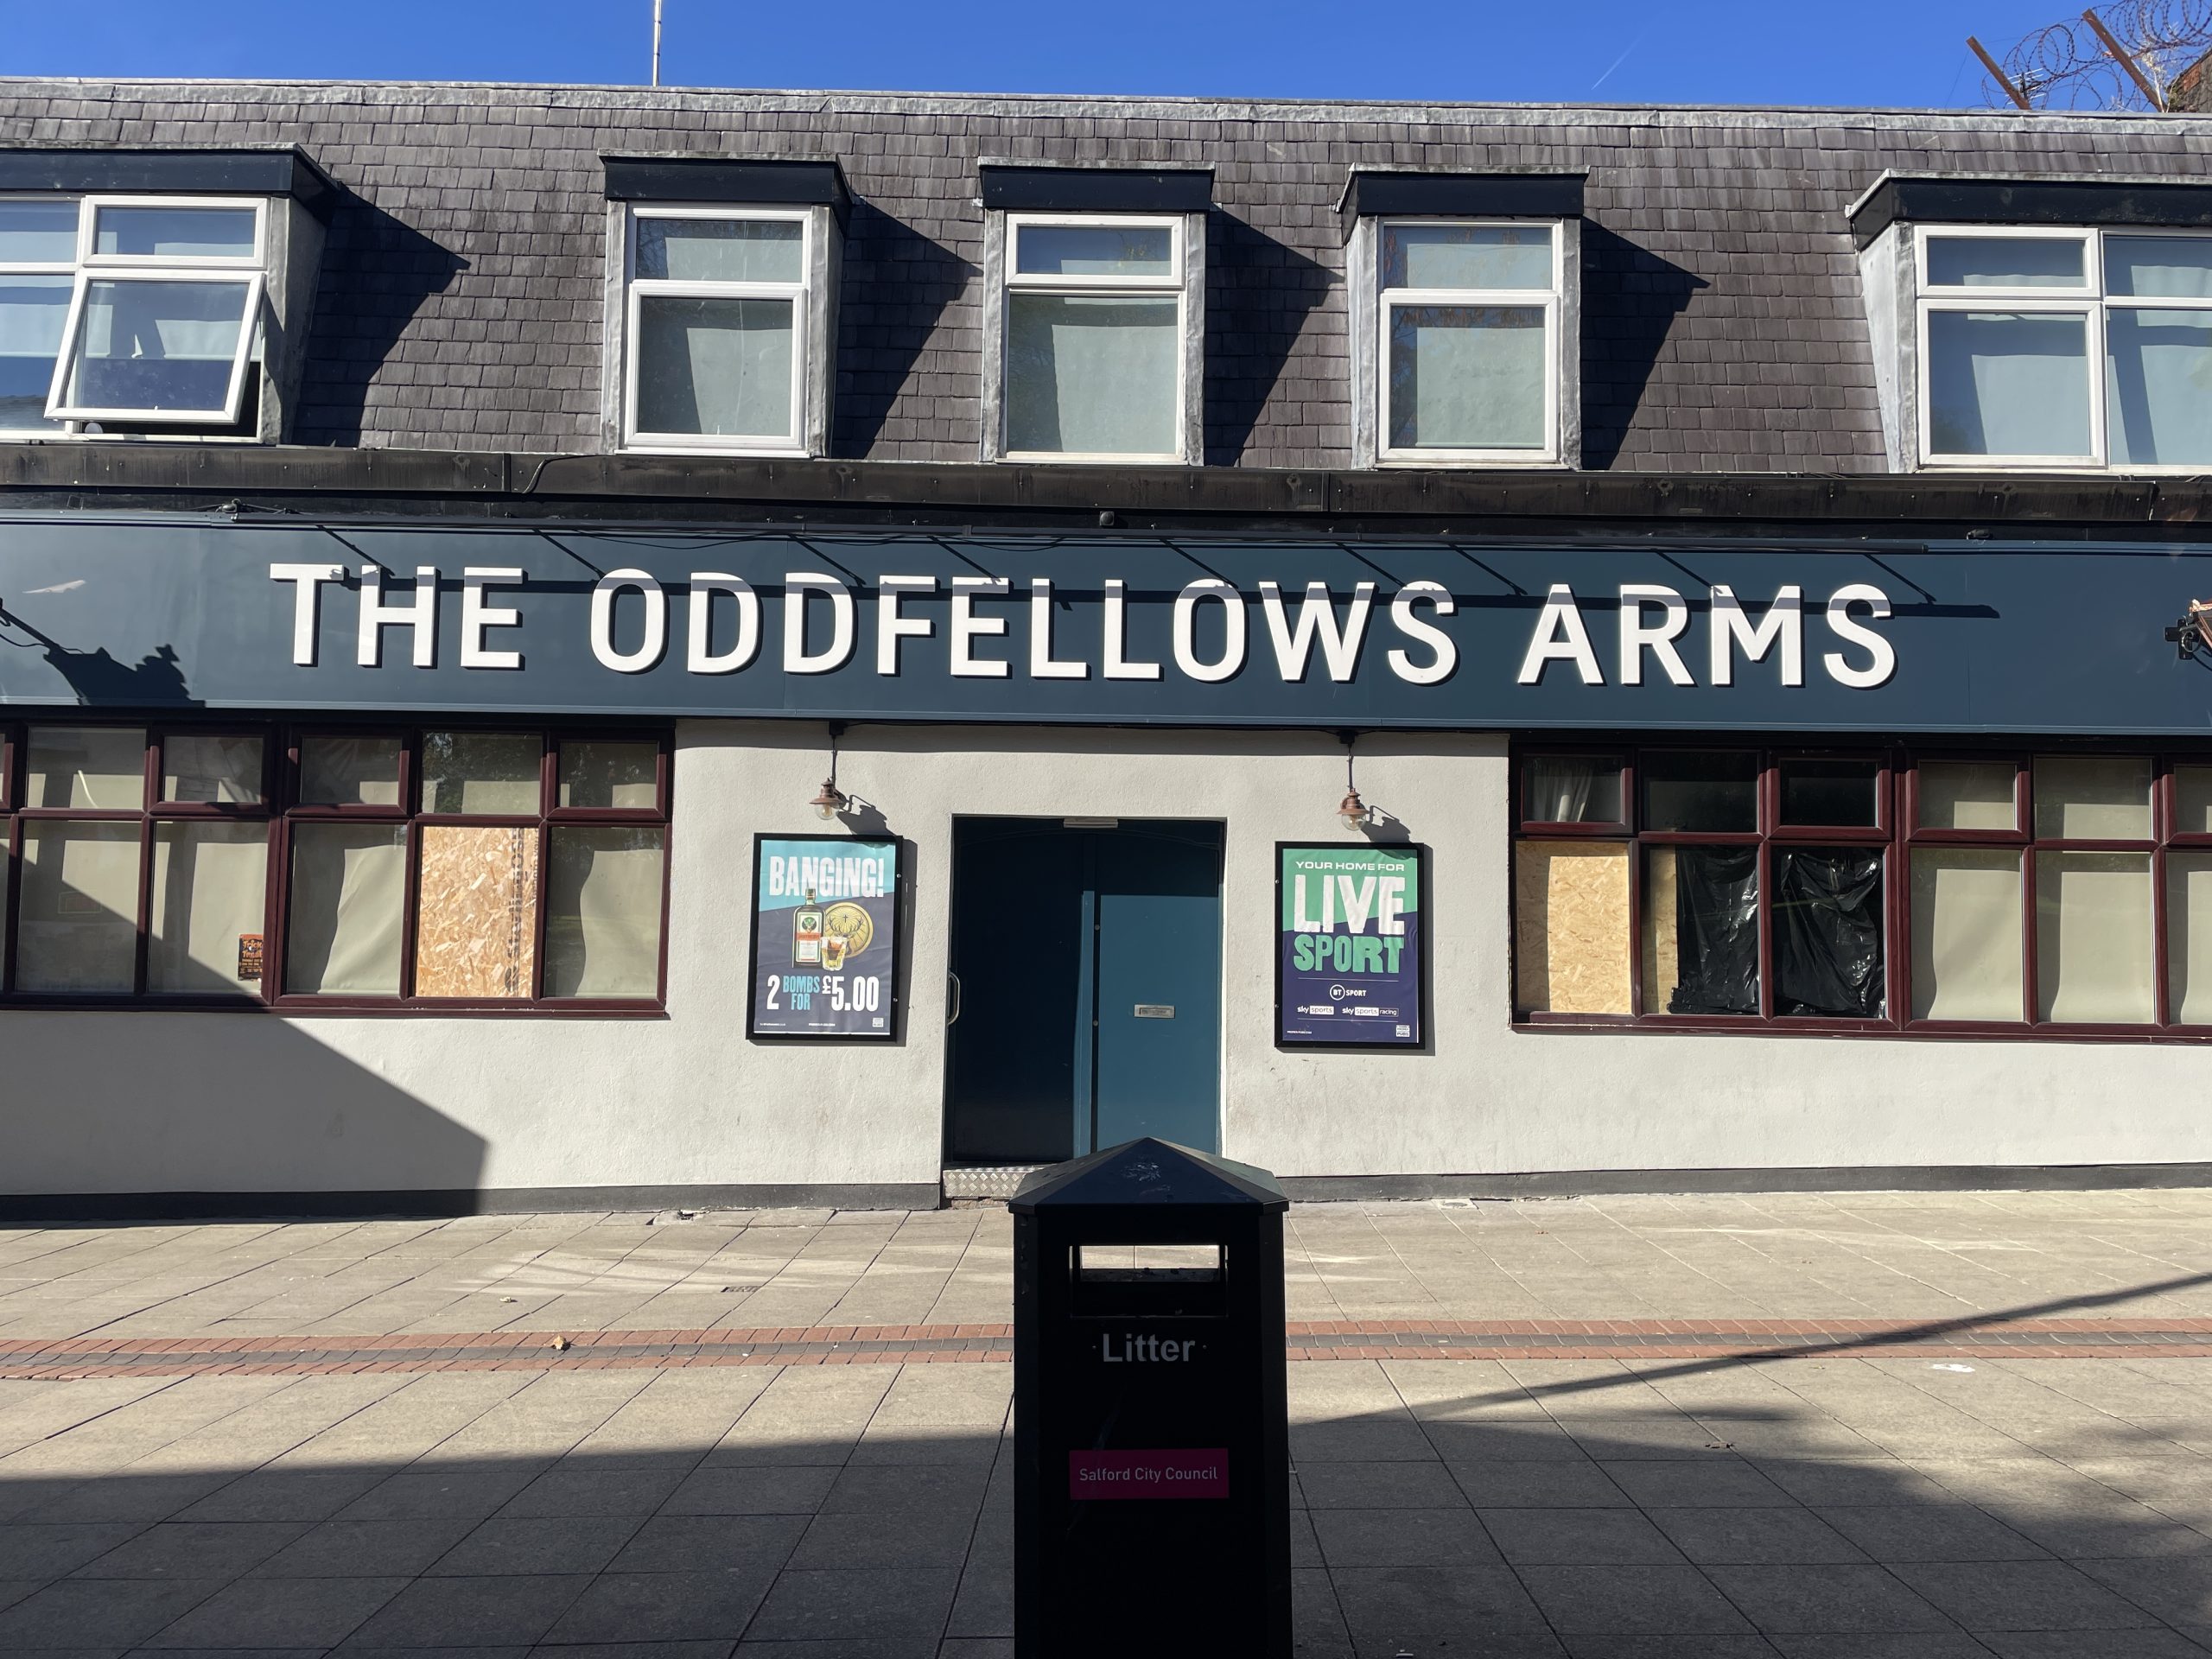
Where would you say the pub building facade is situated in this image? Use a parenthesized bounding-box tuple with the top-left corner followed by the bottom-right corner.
(2, 79, 2211, 1215)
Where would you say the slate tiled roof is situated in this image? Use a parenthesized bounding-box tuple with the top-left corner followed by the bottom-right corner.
(3, 79, 2209, 472)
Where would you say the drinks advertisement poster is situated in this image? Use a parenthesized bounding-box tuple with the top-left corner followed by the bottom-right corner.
(747, 835, 900, 1039)
(1275, 843, 1425, 1047)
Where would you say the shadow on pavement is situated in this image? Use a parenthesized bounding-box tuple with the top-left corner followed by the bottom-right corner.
(0, 1360, 2206, 1656)
(1467, 1267, 2212, 1408)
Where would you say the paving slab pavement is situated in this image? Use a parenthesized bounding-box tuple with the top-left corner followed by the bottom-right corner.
(0, 1189, 2208, 1654)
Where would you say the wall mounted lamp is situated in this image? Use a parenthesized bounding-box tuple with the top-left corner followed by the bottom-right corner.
(811, 722, 850, 820)
(1337, 733, 1374, 831)
(2165, 601, 2212, 663)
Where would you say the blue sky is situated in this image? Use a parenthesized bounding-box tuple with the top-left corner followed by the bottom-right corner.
(0, 0, 2098, 108)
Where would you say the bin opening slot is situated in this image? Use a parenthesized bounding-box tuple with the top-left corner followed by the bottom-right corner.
(1070, 1244, 1228, 1318)
(1076, 1243, 1223, 1281)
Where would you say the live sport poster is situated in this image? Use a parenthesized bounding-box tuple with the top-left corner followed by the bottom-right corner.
(747, 835, 901, 1039)
(1276, 843, 1427, 1047)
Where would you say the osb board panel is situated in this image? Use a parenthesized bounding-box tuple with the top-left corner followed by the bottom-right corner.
(416, 825, 538, 999)
(1514, 842, 1630, 1015)
(1644, 845, 1679, 1014)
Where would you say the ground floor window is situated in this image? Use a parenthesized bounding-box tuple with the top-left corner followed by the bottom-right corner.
(1514, 743, 2212, 1036)
(0, 723, 670, 1010)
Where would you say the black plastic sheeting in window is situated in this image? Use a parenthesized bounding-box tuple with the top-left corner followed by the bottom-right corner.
(1775, 848, 1885, 1018)
(1665, 846, 1759, 1015)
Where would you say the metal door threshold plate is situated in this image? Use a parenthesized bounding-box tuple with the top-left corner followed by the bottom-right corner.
(944, 1164, 1051, 1201)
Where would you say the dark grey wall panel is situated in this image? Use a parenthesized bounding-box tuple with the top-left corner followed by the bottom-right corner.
(978, 164, 1214, 213)
(0, 145, 334, 212)
(1338, 170, 1586, 238)
(1850, 175, 2212, 247)
(601, 156, 850, 218)
(3, 516, 2209, 736)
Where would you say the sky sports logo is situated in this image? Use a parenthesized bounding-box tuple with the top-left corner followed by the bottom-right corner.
(1289, 1005, 1412, 1038)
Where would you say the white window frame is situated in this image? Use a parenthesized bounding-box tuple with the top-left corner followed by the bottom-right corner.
(47, 267, 266, 426)
(998, 211, 1188, 465)
(1, 193, 268, 430)
(77, 194, 267, 270)
(620, 204, 810, 457)
(0, 193, 81, 435)
(1374, 217, 1564, 467)
(1913, 224, 2212, 473)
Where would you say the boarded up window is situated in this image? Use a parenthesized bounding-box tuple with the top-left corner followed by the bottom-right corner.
(415, 825, 539, 998)
(1513, 842, 1630, 1014)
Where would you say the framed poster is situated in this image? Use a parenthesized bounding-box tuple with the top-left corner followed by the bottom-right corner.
(1275, 842, 1427, 1048)
(747, 834, 901, 1039)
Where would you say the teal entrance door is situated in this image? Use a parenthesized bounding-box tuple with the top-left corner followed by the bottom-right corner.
(946, 819, 1223, 1163)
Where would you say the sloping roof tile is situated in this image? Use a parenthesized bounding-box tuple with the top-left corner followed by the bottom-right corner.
(2, 81, 2205, 468)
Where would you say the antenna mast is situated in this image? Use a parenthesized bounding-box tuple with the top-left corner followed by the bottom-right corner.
(652, 0, 664, 86)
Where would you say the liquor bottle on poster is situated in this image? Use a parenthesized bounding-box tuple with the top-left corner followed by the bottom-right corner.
(792, 887, 823, 968)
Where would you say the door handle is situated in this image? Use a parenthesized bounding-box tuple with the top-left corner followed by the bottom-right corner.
(946, 971, 963, 1027)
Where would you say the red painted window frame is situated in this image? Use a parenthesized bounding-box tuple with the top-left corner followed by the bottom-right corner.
(0, 720, 673, 1016)
(1514, 741, 2212, 1042)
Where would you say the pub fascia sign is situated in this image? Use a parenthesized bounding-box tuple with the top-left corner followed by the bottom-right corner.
(268, 563, 1898, 690)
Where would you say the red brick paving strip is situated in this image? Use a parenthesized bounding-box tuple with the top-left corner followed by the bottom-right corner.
(3, 1317, 2209, 1379)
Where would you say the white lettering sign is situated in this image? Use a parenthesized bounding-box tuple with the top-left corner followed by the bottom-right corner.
(461, 567, 524, 670)
(590, 569, 665, 674)
(1172, 579, 1246, 683)
(783, 573, 855, 675)
(1261, 580, 1374, 682)
(688, 574, 760, 674)
(265, 567, 1899, 695)
(1516, 582, 1895, 692)
(270, 562, 345, 666)
(876, 575, 934, 676)
(358, 564, 438, 670)
(950, 575, 1011, 679)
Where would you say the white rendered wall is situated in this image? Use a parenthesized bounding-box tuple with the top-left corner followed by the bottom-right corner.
(3, 721, 2209, 1201)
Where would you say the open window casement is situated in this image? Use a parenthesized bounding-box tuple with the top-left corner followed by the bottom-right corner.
(0, 167, 323, 442)
(47, 268, 264, 425)
(49, 196, 267, 427)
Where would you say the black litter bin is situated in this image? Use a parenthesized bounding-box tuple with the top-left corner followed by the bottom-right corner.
(1011, 1136, 1291, 1657)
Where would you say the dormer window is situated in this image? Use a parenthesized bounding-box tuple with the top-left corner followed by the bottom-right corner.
(1918, 228, 2212, 468)
(3, 196, 264, 431)
(624, 208, 810, 452)
(978, 165, 1211, 465)
(1001, 215, 1187, 461)
(1340, 171, 1585, 469)
(1376, 221, 1560, 461)
(51, 199, 265, 426)
(601, 156, 849, 459)
(0, 148, 332, 442)
(1850, 175, 2212, 474)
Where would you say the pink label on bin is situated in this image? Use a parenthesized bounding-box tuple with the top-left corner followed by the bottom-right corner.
(1068, 1448, 1229, 1500)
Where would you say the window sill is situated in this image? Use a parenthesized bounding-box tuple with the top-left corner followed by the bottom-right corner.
(620, 442, 813, 460)
(996, 450, 1192, 467)
(0, 995, 668, 1018)
(270, 998, 669, 1018)
(1376, 453, 1568, 469)
(1910, 459, 2209, 476)
(0, 432, 264, 444)
(1515, 1014, 2212, 1044)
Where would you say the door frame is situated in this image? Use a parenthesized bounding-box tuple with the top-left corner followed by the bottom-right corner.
(941, 814, 1229, 1166)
